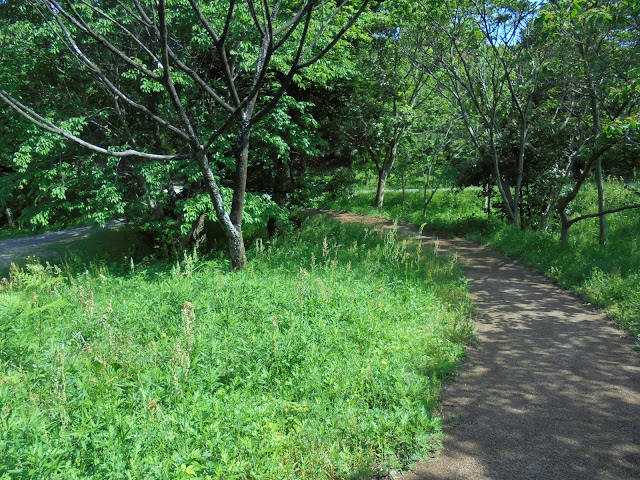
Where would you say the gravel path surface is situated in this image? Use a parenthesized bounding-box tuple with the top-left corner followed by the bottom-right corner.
(321, 211, 640, 480)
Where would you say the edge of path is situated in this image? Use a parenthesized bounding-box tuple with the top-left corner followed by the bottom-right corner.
(312, 209, 640, 480)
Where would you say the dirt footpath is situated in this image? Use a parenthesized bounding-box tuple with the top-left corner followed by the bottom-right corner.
(322, 211, 640, 480)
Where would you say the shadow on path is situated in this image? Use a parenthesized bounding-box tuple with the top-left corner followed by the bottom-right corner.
(320, 211, 640, 480)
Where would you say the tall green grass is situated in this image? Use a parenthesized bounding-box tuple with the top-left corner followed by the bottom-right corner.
(328, 184, 640, 344)
(0, 216, 473, 479)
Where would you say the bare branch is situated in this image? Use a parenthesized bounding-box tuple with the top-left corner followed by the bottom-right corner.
(158, 0, 199, 141)
(50, 0, 162, 80)
(44, 0, 192, 141)
(0, 90, 186, 161)
(252, 3, 314, 123)
(275, 0, 330, 37)
(298, 0, 373, 69)
(300, 0, 347, 61)
(625, 134, 640, 149)
(247, 0, 266, 37)
(220, 0, 236, 45)
(130, 0, 154, 25)
(166, 52, 236, 114)
(77, 0, 162, 67)
(568, 203, 640, 226)
(185, 0, 241, 106)
(185, 0, 220, 44)
(202, 109, 243, 152)
(274, 1, 316, 51)
(113, 0, 151, 27)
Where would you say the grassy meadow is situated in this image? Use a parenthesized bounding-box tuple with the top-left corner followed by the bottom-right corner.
(0, 216, 473, 479)
(328, 182, 640, 344)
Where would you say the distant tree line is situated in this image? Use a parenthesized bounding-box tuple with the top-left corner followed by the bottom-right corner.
(1, 0, 639, 268)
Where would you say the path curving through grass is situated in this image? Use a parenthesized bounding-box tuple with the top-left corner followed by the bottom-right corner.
(321, 210, 640, 480)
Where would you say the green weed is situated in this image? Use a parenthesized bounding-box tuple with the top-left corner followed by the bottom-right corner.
(0, 216, 473, 479)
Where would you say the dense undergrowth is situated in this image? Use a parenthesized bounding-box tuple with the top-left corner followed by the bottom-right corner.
(0, 216, 473, 479)
(328, 183, 640, 344)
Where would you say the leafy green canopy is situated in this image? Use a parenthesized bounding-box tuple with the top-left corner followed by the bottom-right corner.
(0, 0, 378, 264)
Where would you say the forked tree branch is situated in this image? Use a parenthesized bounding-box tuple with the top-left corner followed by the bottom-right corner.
(297, 0, 370, 68)
(42, 1, 192, 141)
(158, 0, 200, 141)
(49, 0, 162, 80)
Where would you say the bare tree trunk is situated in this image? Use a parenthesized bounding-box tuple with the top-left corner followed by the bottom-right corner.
(135, 174, 164, 219)
(513, 119, 528, 229)
(3, 206, 14, 228)
(375, 134, 400, 208)
(539, 207, 552, 232)
(196, 150, 247, 271)
(560, 209, 571, 242)
(578, 40, 608, 245)
(595, 156, 607, 244)
(554, 138, 614, 243)
(228, 115, 252, 270)
(375, 169, 389, 208)
(400, 165, 407, 206)
(498, 169, 518, 227)
(423, 164, 432, 217)
(423, 157, 451, 217)
(484, 182, 493, 218)
(228, 230, 247, 271)
(489, 125, 518, 228)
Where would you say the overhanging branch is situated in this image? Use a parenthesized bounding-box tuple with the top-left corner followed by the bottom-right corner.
(0, 89, 187, 161)
(567, 203, 640, 226)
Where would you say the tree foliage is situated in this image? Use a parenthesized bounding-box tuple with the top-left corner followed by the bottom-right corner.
(1, 0, 378, 268)
(1, 0, 639, 256)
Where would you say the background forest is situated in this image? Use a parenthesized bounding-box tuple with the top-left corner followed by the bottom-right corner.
(1, 0, 639, 478)
(1, 0, 638, 251)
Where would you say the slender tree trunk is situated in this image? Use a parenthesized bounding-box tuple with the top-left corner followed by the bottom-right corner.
(560, 209, 571, 242)
(595, 157, 607, 244)
(374, 136, 399, 208)
(539, 210, 551, 232)
(513, 119, 528, 229)
(578, 41, 607, 245)
(482, 182, 493, 218)
(231, 116, 250, 227)
(401, 165, 406, 206)
(228, 115, 253, 270)
(423, 164, 432, 217)
(519, 185, 525, 230)
(423, 158, 451, 217)
(3, 206, 14, 228)
(135, 174, 164, 219)
(375, 169, 388, 208)
(490, 138, 518, 227)
(501, 177, 518, 228)
(196, 149, 247, 271)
